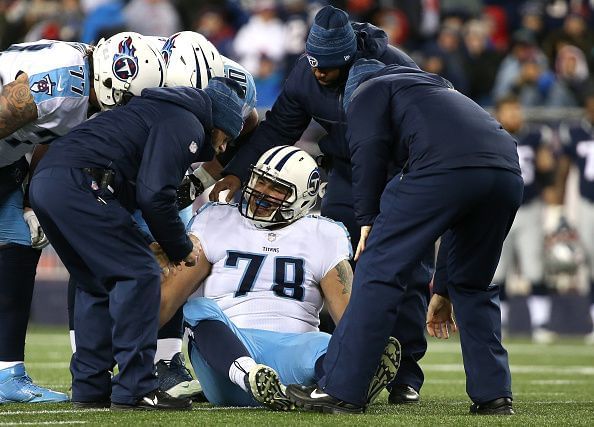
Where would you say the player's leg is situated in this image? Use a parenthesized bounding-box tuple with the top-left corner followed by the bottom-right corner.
(310, 171, 457, 408)
(0, 187, 67, 403)
(322, 160, 430, 402)
(444, 169, 522, 414)
(134, 207, 201, 398)
(517, 201, 549, 334)
(30, 167, 189, 410)
(577, 198, 594, 322)
(184, 297, 291, 410)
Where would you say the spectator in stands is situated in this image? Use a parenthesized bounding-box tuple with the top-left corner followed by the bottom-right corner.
(422, 24, 468, 93)
(193, 6, 235, 58)
(233, 0, 286, 75)
(462, 18, 503, 106)
(124, 0, 181, 37)
(492, 29, 556, 106)
(548, 44, 590, 107)
(543, 12, 594, 74)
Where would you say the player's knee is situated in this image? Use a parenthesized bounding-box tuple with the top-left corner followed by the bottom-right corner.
(183, 297, 225, 326)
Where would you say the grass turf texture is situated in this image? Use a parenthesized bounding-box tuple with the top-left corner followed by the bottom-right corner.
(1, 326, 593, 426)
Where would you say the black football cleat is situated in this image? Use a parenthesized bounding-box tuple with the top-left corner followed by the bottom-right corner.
(245, 364, 294, 411)
(72, 400, 111, 409)
(285, 384, 365, 414)
(110, 388, 191, 411)
(367, 336, 402, 405)
(469, 397, 514, 415)
(388, 384, 420, 404)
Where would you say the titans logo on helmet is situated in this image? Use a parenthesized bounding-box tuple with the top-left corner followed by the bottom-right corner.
(30, 74, 56, 95)
(161, 34, 179, 66)
(112, 36, 139, 81)
(307, 169, 321, 196)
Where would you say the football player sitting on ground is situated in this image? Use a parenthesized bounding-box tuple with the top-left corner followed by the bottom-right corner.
(154, 146, 401, 410)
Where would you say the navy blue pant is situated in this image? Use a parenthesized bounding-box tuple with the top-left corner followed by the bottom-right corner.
(0, 244, 40, 360)
(320, 159, 432, 392)
(29, 167, 160, 405)
(319, 168, 523, 406)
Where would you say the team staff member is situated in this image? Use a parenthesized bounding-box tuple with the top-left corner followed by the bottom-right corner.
(29, 78, 244, 410)
(286, 60, 522, 415)
(210, 5, 431, 404)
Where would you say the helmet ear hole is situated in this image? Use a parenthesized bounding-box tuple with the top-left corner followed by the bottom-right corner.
(103, 78, 112, 89)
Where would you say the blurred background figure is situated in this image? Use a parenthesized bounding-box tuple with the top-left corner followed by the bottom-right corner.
(492, 95, 556, 338)
(124, 0, 181, 37)
(233, 0, 286, 75)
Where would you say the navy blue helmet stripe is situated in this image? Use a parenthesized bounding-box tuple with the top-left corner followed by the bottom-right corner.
(262, 146, 287, 165)
(274, 148, 301, 171)
(192, 50, 202, 88)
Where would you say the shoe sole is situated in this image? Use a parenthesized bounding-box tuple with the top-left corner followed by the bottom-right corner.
(289, 398, 365, 414)
(367, 337, 401, 405)
(248, 365, 294, 411)
(470, 406, 515, 415)
(164, 380, 202, 399)
(110, 401, 191, 411)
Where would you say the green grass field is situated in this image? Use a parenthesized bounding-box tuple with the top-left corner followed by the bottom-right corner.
(1, 326, 593, 426)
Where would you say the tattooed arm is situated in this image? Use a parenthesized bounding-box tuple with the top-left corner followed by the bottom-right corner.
(319, 259, 353, 325)
(0, 73, 38, 139)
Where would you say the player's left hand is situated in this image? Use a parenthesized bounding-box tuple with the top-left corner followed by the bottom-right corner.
(354, 225, 372, 261)
(426, 293, 457, 339)
(23, 208, 50, 249)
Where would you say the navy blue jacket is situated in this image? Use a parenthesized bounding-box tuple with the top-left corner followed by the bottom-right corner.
(347, 65, 521, 226)
(38, 86, 215, 261)
(224, 23, 418, 181)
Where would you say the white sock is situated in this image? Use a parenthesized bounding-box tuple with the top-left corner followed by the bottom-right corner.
(500, 301, 509, 327)
(70, 330, 77, 353)
(0, 361, 23, 370)
(229, 356, 257, 392)
(155, 338, 183, 363)
(528, 295, 551, 328)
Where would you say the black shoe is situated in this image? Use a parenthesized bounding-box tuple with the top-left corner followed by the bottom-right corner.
(388, 384, 420, 404)
(367, 337, 401, 405)
(470, 397, 514, 415)
(244, 364, 294, 411)
(110, 388, 191, 411)
(285, 384, 365, 414)
(72, 400, 111, 409)
(155, 352, 202, 399)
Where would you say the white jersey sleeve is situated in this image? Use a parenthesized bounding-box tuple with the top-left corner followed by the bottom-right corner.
(0, 41, 91, 167)
(304, 215, 352, 281)
(187, 205, 349, 333)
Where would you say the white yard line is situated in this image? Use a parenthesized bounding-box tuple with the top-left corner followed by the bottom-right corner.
(422, 364, 594, 375)
(0, 422, 86, 425)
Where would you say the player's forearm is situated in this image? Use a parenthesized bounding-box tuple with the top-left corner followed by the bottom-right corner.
(0, 73, 38, 139)
(159, 257, 211, 327)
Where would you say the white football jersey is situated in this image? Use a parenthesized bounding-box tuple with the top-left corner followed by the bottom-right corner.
(189, 203, 352, 333)
(0, 40, 91, 167)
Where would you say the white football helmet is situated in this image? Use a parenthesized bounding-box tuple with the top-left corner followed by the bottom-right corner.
(161, 31, 225, 89)
(92, 32, 166, 110)
(240, 146, 321, 228)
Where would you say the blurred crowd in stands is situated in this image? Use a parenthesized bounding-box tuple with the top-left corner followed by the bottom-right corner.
(1, 0, 594, 109)
(3, 0, 594, 338)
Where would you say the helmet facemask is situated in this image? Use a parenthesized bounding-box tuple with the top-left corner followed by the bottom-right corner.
(240, 166, 297, 229)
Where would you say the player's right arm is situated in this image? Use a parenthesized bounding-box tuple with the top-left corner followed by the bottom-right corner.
(0, 73, 38, 139)
(319, 259, 353, 325)
(159, 235, 212, 327)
